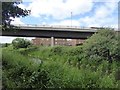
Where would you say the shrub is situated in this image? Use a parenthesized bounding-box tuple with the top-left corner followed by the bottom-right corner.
(83, 29, 119, 62)
(2, 49, 49, 89)
(66, 46, 83, 56)
(1, 43, 11, 47)
(50, 46, 63, 55)
(18, 45, 39, 55)
(12, 38, 31, 49)
(42, 60, 119, 88)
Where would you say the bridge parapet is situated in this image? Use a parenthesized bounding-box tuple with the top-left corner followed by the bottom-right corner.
(9, 24, 117, 32)
(12, 24, 92, 29)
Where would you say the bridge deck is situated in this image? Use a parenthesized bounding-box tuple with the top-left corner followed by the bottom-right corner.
(14, 25, 98, 32)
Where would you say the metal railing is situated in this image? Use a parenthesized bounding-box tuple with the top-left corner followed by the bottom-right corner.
(11, 24, 116, 30)
(12, 24, 92, 29)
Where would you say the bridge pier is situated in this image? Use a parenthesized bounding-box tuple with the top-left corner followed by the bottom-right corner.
(51, 37, 55, 47)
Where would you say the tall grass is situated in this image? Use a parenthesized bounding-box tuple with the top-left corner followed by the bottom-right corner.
(2, 48, 49, 88)
(42, 59, 119, 88)
(2, 45, 120, 88)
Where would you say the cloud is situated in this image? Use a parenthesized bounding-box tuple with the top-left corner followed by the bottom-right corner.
(10, 18, 24, 25)
(93, 0, 119, 2)
(78, 1, 118, 28)
(0, 36, 16, 43)
(22, 0, 34, 2)
(0, 36, 35, 43)
(25, 0, 118, 28)
(18, 3, 27, 9)
(79, 16, 117, 27)
(27, 0, 93, 19)
(13, 1, 118, 28)
(51, 19, 80, 26)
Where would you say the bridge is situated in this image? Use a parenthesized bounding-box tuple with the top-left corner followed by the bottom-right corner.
(1, 24, 98, 46)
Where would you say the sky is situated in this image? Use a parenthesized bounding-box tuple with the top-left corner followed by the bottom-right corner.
(0, 0, 119, 43)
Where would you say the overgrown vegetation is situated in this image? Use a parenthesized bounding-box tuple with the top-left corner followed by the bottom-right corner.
(2, 49, 49, 89)
(2, 29, 120, 89)
(83, 29, 120, 62)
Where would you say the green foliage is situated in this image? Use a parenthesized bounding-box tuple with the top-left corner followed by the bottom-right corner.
(16, 45, 39, 55)
(0, 43, 11, 48)
(2, 1, 30, 27)
(25, 45, 119, 88)
(65, 46, 83, 56)
(83, 29, 119, 62)
(12, 38, 31, 49)
(2, 49, 49, 89)
(2, 45, 120, 88)
(42, 60, 119, 88)
(50, 46, 63, 55)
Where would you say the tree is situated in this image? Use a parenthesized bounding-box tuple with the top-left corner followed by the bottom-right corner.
(2, 1, 30, 28)
(12, 38, 31, 49)
(83, 29, 119, 62)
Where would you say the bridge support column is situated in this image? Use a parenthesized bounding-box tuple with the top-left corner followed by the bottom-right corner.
(51, 37, 55, 47)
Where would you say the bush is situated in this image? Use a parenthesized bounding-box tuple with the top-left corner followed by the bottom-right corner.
(12, 38, 31, 49)
(17, 45, 39, 55)
(83, 29, 119, 62)
(1, 43, 11, 47)
(2, 49, 49, 89)
(42, 60, 119, 88)
(66, 46, 83, 56)
(50, 46, 63, 55)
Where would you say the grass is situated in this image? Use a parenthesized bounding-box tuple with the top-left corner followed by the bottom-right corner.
(2, 45, 120, 88)
(2, 48, 50, 88)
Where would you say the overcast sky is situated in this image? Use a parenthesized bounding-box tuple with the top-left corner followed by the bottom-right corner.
(0, 0, 119, 43)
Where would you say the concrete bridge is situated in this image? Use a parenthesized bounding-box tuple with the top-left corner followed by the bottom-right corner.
(1, 25, 98, 46)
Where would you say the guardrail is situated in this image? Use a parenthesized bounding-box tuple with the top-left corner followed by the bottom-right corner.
(12, 24, 92, 29)
(10, 24, 116, 30)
